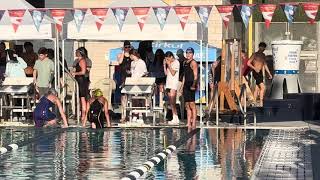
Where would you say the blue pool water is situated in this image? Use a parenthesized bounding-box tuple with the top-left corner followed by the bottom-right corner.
(0, 128, 268, 179)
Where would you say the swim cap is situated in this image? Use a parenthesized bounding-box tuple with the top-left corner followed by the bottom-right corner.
(93, 89, 103, 97)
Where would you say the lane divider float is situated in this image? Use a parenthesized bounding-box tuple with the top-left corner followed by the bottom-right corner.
(121, 145, 177, 180)
(0, 144, 19, 154)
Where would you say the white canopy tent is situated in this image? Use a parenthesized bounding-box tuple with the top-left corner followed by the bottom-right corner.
(64, 0, 207, 125)
(0, 0, 54, 40)
(66, 0, 203, 41)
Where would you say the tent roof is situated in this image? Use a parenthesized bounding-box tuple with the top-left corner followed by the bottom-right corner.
(66, 0, 200, 41)
(0, 0, 54, 40)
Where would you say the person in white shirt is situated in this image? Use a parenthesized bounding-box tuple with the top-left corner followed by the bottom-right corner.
(128, 49, 148, 124)
(164, 51, 180, 125)
(129, 49, 147, 78)
(5, 49, 27, 78)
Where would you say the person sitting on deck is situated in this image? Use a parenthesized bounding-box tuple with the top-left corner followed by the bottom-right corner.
(34, 88, 68, 128)
(85, 89, 111, 128)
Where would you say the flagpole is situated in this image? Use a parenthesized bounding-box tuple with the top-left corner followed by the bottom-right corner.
(248, 0, 253, 56)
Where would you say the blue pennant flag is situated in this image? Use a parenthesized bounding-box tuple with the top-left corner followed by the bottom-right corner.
(237, 5, 254, 29)
(282, 4, 297, 23)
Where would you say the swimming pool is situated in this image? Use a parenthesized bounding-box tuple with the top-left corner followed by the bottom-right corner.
(0, 128, 268, 179)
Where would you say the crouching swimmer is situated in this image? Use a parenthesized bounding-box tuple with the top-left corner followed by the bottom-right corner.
(34, 88, 68, 128)
(84, 89, 111, 128)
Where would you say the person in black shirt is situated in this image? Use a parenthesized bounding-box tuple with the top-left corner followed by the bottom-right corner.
(0, 42, 7, 80)
(117, 40, 132, 122)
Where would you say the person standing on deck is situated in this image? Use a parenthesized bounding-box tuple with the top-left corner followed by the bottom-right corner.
(180, 47, 198, 128)
(21, 42, 38, 77)
(117, 40, 132, 122)
(33, 47, 54, 98)
(164, 51, 180, 125)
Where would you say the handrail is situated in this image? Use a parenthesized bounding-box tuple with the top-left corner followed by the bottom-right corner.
(208, 84, 219, 126)
(58, 61, 80, 125)
(236, 83, 247, 126)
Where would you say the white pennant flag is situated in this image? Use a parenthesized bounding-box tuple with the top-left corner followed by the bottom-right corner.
(112, 8, 129, 31)
(195, 6, 213, 27)
(153, 7, 170, 30)
(29, 9, 46, 32)
(71, 9, 87, 32)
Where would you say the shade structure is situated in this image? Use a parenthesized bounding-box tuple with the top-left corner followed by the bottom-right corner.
(0, 0, 54, 40)
(66, 0, 201, 41)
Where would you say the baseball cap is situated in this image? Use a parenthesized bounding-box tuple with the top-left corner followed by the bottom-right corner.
(124, 40, 131, 46)
(186, 47, 194, 54)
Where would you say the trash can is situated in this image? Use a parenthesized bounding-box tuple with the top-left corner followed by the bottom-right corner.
(270, 40, 303, 99)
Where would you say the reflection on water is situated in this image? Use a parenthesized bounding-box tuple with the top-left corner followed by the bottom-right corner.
(0, 128, 268, 179)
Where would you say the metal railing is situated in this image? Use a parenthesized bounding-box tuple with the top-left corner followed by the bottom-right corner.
(208, 83, 256, 127)
(58, 61, 80, 125)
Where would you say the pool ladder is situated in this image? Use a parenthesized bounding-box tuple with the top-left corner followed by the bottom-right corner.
(207, 83, 256, 127)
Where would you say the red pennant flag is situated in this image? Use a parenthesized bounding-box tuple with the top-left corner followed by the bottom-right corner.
(8, 9, 26, 32)
(259, 4, 277, 29)
(215, 5, 234, 28)
(50, 9, 66, 32)
(90, 8, 108, 31)
(132, 7, 150, 31)
(173, 6, 192, 30)
(301, 3, 319, 24)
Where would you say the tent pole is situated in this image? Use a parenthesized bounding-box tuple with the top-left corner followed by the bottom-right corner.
(62, 39, 66, 110)
(200, 40, 203, 126)
(55, 30, 59, 90)
(205, 42, 209, 107)
(54, 37, 57, 90)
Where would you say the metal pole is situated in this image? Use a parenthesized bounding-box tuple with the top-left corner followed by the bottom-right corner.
(248, 0, 253, 57)
(55, 30, 59, 90)
(205, 42, 209, 107)
(200, 40, 203, 126)
(54, 37, 57, 90)
(62, 39, 66, 110)
(317, 22, 320, 92)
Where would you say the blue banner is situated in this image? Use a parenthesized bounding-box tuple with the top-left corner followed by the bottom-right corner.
(109, 41, 220, 63)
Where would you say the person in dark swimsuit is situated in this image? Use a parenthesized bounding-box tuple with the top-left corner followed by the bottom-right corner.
(85, 89, 111, 129)
(117, 40, 132, 122)
(72, 47, 88, 127)
(180, 47, 198, 128)
(34, 88, 68, 128)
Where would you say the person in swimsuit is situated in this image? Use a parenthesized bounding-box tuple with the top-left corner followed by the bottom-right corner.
(21, 42, 38, 77)
(85, 89, 111, 128)
(34, 88, 68, 128)
(180, 47, 198, 128)
(247, 52, 272, 106)
(72, 47, 88, 127)
(117, 40, 132, 122)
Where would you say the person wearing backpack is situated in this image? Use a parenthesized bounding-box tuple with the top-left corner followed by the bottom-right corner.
(84, 89, 111, 128)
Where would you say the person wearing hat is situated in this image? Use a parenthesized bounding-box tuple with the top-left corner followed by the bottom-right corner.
(117, 40, 132, 122)
(179, 47, 198, 128)
(34, 88, 68, 128)
(85, 89, 111, 128)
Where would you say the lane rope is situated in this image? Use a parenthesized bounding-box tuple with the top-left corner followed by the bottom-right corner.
(121, 128, 199, 180)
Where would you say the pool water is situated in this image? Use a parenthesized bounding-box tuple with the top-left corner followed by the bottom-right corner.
(0, 128, 268, 179)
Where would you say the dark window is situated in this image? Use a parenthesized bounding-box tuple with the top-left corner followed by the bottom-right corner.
(26, 0, 45, 8)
